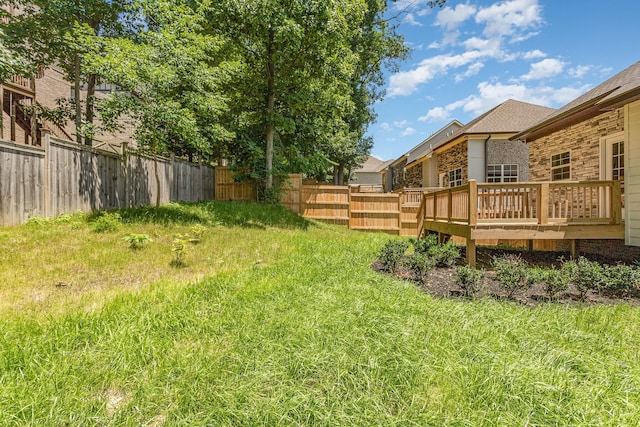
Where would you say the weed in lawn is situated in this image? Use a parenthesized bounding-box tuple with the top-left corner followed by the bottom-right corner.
(92, 212, 122, 233)
(122, 233, 152, 250)
(171, 235, 190, 267)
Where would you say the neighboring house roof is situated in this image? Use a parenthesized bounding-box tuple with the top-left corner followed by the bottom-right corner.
(375, 159, 394, 172)
(435, 99, 556, 152)
(353, 155, 386, 173)
(385, 120, 464, 170)
(514, 61, 640, 141)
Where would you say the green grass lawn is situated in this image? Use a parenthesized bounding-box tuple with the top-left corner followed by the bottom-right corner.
(1, 201, 639, 426)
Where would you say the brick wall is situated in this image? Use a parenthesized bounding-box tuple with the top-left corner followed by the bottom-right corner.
(404, 162, 423, 187)
(437, 141, 468, 186)
(487, 139, 530, 182)
(529, 108, 624, 181)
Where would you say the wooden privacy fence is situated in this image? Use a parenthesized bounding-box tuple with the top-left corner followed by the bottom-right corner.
(0, 132, 215, 226)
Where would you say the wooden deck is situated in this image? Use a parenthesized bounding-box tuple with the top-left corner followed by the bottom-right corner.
(416, 180, 624, 266)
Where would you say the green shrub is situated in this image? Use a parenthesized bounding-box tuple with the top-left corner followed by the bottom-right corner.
(602, 264, 640, 296)
(410, 233, 438, 256)
(566, 257, 605, 299)
(430, 242, 460, 268)
(92, 212, 122, 233)
(492, 254, 530, 297)
(540, 267, 570, 300)
(122, 233, 152, 250)
(406, 253, 436, 284)
(454, 265, 484, 298)
(189, 224, 208, 242)
(25, 216, 51, 226)
(378, 239, 410, 273)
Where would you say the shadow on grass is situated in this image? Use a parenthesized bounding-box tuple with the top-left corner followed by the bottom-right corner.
(104, 200, 312, 230)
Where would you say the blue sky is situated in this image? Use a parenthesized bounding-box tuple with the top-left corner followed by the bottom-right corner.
(370, 0, 640, 161)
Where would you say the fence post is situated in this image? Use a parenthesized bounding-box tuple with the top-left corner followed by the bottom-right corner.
(447, 188, 452, 222)
(398, 191, 402, 235)
(41, 129, 51, 217)
(538, 183, 549, 225)
(468, 180, 477, 226)
(347, 186, 352, 229)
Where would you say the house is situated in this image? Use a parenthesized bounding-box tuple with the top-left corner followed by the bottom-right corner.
(431, 99, 555, 189)
(385, 120, 464, 191)
(2, 66, 134, 148)
(514, 60, 640, 259)
(348, 155, 391, 188)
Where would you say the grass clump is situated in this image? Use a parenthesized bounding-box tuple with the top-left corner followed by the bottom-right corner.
(91, 212, 122, 233)
(122, 233, 152, 250)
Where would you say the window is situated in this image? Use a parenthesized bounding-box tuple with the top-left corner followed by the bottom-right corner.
(448, 168, 462, 187)
(487, 164, 518, 183)
(551, 151, 570, 181)
(612, 141, 624, 181)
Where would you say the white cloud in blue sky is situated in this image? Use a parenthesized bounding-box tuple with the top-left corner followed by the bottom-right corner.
(370, 0, 640, 160)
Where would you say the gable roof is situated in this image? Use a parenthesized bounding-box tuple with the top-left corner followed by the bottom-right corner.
(435, 99, 556, 151)
(514, 61, 640, 141)
(406, 120, 464, 165)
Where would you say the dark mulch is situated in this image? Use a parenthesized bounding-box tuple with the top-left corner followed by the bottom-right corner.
(372, 247, 640, 307)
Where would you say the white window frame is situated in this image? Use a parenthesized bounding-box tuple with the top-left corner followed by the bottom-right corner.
(551, 151, 571, 181)
(448, 168, 462, 188)
(487, 164, 519, 183)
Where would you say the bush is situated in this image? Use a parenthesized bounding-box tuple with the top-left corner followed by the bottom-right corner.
(540, 267, 570, 300)
(454, 265, 484, 298)
(92, 212, 122, 233)
(171, 234, 190, 267)
(406, 253, 436, 284)
(602, 264, 640, 296)
(378, 239, 410, 273)
(431, 242, 460, 268)
(566, 257, 606, 299)
(492, 254, 530, 297)
(411, 233, 438, 256)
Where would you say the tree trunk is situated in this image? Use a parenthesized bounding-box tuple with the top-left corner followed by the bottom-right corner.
(84, 73, 96, 146)
(74, 52, 82, 144)
(265, 27, 275, 190)
(333, 164, 345, 185)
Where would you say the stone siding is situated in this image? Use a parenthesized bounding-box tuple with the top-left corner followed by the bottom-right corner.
(487, 139, 530, 182)
(437, 141, 468, 186)
(529, 108, 624, 181)
(390, 158, 407, 191)
(404, 162, 423, 187)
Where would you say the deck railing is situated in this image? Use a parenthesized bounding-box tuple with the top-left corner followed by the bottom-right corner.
(417, 180, 622, 237)
(6, 75, 36, 93)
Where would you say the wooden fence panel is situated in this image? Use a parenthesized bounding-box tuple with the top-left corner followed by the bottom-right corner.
(0, 141, 45, 226)
(302, 185, 350, 225)
(0, 134, 215, 226)
(215, 167, 256, 201)
(281, 174, 302, 213)
(349, 193, 400, 234)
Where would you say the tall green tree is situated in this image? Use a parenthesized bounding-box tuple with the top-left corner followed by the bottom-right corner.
(85, 0, 234, 206)
(1, 0, 129, 144)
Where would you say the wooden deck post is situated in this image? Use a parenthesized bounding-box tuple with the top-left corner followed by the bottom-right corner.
(611, 180, 622, 224)
(468, 180, 477, 226)
(466, 238, 476, 267)
(538, 183, 549, 225)
(570, 239, 580, 259)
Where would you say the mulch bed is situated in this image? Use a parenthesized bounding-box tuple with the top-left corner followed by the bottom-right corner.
(372, 247, 640, 307)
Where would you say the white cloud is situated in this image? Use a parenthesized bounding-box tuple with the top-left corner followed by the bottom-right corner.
(422, 80, 592, 123)
(475, 0, 543, 40)
(520, 58, 566, 81)
(380, 122, 393, 131)
(393, 120, 410, 128)
(402, 127, 416, 137)
(435, 3, 477, 31)
(568, 65, 591, 78)
(418, 107, 450, 122)
(401, 13, 423, 26)
(523, 49, 546, 60)
(455, 62, 485, 82)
